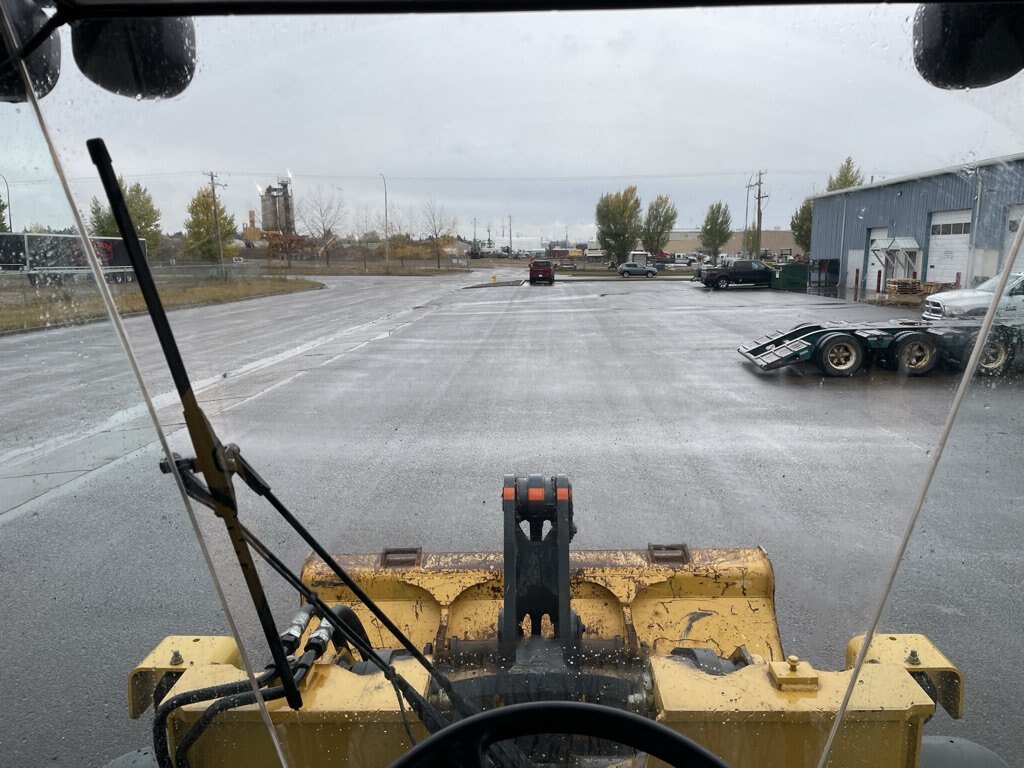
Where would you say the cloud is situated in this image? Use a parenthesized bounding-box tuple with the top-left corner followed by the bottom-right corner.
(4, 5, 1021, 240)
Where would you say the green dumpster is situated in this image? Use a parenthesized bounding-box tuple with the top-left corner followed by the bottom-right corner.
(771, 262, 809, 292)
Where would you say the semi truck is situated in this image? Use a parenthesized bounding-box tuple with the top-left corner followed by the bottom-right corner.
(0, 232, 144, 285)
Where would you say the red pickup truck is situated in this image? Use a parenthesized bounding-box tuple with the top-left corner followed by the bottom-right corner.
(529, 259, 554, 285)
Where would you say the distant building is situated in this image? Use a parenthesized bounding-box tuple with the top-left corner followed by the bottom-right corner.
(665, 229, 799, 259)
(261, 180, 296, 235)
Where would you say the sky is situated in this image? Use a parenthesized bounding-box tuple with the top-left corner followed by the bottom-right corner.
(4, 4, 1024, 247)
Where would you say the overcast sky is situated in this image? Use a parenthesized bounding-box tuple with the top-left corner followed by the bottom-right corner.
(4, 4, 1024, 247)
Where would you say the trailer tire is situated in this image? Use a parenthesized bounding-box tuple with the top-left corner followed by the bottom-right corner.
(814, 332, 863, 376)
(715, 276, 729, 290)
(963, 333, 1015, 376)
(893, 331, 938, 376)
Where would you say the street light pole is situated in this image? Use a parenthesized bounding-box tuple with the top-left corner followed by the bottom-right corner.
(380, 173, 389, 272)
(0, 172, 11, 231)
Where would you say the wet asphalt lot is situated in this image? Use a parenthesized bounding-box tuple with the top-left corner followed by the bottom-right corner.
(0, 269, 1020, 766)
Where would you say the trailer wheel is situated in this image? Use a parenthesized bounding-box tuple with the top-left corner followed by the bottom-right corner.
(963, 333, 1015, 376)
(893, 331, 938, 376)
(814, 332, 863, 376)
(715, 276, 729, 290)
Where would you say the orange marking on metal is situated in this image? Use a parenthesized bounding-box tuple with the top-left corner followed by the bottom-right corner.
(527, 487, 545, 501)
(502, 487, 515, 500)
(556, 487, 570, 500)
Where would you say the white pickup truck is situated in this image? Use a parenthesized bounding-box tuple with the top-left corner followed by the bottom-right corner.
(922, 273, 1024, 321)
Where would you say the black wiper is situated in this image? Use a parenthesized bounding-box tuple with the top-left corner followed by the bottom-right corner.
(87, 137, 304, 710)
(86, 138, 496, 749)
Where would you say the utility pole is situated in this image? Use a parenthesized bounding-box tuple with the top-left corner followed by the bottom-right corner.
(0, 172, 11, 232)
(508, 214, 513, 257)
(205, 171, 227, 281)
(744, 174, 756, 254)
(471, 217, 479, 254)
(755, 170, 769, 260)
(380, 173, 389, 272)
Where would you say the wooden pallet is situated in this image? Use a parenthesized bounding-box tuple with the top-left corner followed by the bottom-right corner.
(923, 281, 955, 295)
(886, 278, 922, 294)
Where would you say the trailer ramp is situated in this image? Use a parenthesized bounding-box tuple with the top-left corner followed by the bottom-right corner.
(739, 323, 829, 371)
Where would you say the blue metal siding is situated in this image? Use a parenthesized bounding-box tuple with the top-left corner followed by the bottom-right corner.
(811, 158, 1024, 290)
(974, 163, 1024, 250)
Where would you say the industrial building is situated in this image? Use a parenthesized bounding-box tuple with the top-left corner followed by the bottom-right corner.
(261, 180, 296, 235)
(810, 152, 1024, 298)
(665, 228, 798, 259)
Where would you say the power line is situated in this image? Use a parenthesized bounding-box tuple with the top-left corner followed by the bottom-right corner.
(12, 167, 874, 187)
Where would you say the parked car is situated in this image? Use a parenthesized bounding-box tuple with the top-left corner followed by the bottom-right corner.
(529, 259, 555, 285)
(618, 261, 657, 278)
(922, 273, 1024, 321)
(673, 253, 700, 266)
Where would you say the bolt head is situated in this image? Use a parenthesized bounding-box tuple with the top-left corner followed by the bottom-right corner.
(169, 650, 183, 665)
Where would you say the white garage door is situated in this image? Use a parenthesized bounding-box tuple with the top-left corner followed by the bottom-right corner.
(926, 209, 972, 284)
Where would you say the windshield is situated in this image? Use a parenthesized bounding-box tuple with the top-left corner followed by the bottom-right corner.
(973, 273, 1023, 293)
(2, 4, 1023, 768)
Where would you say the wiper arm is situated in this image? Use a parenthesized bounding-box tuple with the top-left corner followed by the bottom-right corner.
(87, 137, 303, 711)
(90, 139, 529, 767)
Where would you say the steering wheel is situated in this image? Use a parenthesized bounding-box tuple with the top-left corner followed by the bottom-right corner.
(389, 700, 731, 768)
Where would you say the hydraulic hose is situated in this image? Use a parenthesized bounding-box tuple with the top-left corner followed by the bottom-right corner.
(153, 605, 315, 768)
(174, 650, 318, 768)
(153, 666, 278, 768)
(329, 603, 372, 659)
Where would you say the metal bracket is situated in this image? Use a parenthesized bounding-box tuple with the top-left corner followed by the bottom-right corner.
(498, 474, 580, 667)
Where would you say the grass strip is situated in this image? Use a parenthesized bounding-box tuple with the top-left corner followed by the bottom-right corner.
(0, 278, 323, 334)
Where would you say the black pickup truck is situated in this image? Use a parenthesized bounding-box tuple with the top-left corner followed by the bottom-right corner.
(701, 258, 771, 290)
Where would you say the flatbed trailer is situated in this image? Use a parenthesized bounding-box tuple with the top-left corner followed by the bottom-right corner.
(739, 319, 1021, 377)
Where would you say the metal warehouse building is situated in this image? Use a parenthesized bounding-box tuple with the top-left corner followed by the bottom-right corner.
(810, 153, 1024, 298)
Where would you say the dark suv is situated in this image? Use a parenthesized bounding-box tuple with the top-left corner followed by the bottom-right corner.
(529, 259, 554, 285)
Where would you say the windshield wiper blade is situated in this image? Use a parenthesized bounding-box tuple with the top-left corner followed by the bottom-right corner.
(87, 139, 533, 767)
(86, 137, 304, 711)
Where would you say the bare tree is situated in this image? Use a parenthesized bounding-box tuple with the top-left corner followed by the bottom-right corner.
(298, 185, 346, 266)
(421, 198, 458, 268)
(375, 204, 408, 241)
